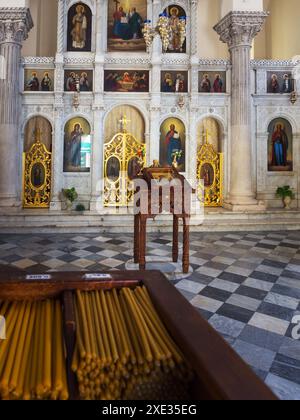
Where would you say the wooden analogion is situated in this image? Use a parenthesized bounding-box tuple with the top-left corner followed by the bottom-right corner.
(134, 166, 195, 274)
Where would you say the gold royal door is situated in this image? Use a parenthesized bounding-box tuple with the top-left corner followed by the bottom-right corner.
(104, 117, 146, 207)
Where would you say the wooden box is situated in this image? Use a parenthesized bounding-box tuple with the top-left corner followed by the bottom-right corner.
(0, 270, 277, 401)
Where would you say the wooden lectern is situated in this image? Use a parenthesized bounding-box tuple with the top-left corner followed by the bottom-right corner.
(134, 166, 195, 274)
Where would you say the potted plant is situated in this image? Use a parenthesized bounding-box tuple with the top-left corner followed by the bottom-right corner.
(75, 203, 86, 214)
(62, 187, 78, 211)
(171, 150, 183, 169)
(276, 186, 295, 210)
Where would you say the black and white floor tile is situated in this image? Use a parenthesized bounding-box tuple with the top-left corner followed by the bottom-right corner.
(0, 231, 300, 400)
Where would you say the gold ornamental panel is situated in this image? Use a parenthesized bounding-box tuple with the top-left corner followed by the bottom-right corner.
(23, 130, 52, 208)
(104, 123, 146, 207)
(197, 135, 223, 207)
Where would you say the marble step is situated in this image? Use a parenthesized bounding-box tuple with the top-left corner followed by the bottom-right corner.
(1, 210, 300, 233)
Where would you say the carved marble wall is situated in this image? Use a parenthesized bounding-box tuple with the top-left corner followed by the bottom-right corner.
(253, 59, 300, 209)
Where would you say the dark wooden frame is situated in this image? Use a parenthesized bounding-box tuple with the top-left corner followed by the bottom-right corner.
(0, 270, 277, 400)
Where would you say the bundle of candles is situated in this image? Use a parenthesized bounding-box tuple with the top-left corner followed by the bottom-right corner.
(0, 299, 69, 400)
(72, 286, 193, 400)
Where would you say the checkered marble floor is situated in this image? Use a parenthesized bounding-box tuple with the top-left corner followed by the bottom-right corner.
(1, 231, 300, 400)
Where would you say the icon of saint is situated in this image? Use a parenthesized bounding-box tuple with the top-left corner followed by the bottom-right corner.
(71, 4, 88, 49)
(165, 124, 182, 166)
(271, 123, 288, 167)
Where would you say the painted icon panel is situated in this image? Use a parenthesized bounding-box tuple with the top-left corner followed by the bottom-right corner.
(267, 72, 294, 94)
(64, 117, 91, 173)
(268, 118, 293, 172)
(64, 70, 93, 92)
(161, 71, 188, 93)
(107, 0, 147, 52)
(24, 69, 54, 92)
(163, 5, 187, 53)
(67, 2, 92, 52)
(104, 70, 149, 92)
(199, 71, 226, 93)
(160, 118, 186, 172)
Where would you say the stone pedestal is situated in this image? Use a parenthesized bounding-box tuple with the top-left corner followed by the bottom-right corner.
(0, 8, 33, 208)
(214, 11, 268, 211)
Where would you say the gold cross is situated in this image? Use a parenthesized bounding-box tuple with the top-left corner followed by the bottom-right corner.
(119, 115, 131, 132)
(204, 128, 211, 144)
(35, 128, 42, 143)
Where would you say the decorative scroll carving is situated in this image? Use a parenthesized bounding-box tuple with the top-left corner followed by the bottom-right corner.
(251, 59, 300, 68)
(214, 11, 269, 49)
(22, 57, 55, 65)
(0, 8, 33, 44)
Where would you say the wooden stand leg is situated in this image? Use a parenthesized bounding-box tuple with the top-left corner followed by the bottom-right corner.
(182, 217, 190, 274)
(173, 215, 179, 263)
(134, 214, 140, 264)
(139, 217, 147, 270)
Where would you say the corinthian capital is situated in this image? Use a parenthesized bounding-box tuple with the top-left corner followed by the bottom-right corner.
(214, 11, 269, 49)
(0, 7, 33, 44)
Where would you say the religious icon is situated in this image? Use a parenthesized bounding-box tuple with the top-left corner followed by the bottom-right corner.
(200, 163, 214, 188)
(160, 118, 185, 172)
(104, 70, 149, 92)
(161, 71, 188, 93)
(163, 5, 187, 53)
(282, 73, 293, 93)
(64, 117, 91, 173)
(26, 72, 40, 91)
(31, 163, 45, 188)
(199, 72, 226, 93)
(65, 72, 77, 92)
(64, 70, 93, 92)
(24, 69, 55, 92)
(79, 72, 89, 91)
(107, 0, 147, 52)
(162, 73, 173, 92)
(268, 118, 293, 172)
(200, 74, 211, 93)
(107, 157, 121, 182)
(41, 72, 52, 91)
(212, 74, 223, 93)
(270, 74, 279, 93)
(267, 72, 294, 94)
(67, 3, 92, 52)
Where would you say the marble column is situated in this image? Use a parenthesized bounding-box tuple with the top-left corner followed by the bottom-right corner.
(50, 0, 65, 211)
(0, 8, 33, 208)
(214, 11, 268, 211)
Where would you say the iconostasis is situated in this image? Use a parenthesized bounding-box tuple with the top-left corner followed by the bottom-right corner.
(21, 1, 300, 210)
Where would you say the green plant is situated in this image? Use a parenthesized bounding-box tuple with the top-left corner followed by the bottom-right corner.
(172, 150, 183, 160)
(63, 187, 78, 203)
(276, 186, 295, 199)
(76, 204, 86, 212)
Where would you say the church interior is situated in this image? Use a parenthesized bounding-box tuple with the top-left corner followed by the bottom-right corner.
(0, 0, 300, 402)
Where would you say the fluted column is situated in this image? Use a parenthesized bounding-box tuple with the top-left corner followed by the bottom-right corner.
(0, 8, 33, 208)
(214, 11, 268, 211)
